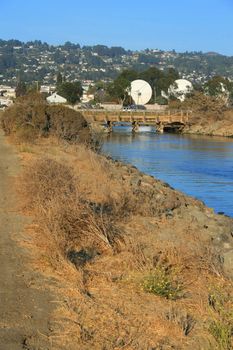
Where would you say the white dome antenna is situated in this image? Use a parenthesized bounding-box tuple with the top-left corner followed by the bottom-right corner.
(130, 79, 152, 105)
(168, 79, 193, 101)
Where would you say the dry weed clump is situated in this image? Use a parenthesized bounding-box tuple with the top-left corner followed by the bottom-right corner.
(23, 158, 77, 208)
(166, 307, 196, 336)
(22, 157, 123, 261)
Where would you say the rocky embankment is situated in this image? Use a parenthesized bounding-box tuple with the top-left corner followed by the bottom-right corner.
(107, 157, 233, 280)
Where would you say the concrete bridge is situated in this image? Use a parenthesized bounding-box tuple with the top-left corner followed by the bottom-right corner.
(81, 109, 191, 133)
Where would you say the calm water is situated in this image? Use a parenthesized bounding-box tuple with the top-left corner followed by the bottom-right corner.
(102, 127, 233, 217)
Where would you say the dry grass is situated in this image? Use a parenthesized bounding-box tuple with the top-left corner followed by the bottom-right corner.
(21, 157, 120, 256)
(16, 138, 233, 349)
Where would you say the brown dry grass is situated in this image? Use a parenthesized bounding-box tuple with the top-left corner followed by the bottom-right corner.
(15, 137, 233, 349)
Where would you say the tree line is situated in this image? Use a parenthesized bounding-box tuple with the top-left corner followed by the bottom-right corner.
(14, 67, 233, 109)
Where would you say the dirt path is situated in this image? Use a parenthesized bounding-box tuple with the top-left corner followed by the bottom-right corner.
(0, 130, 54, 350)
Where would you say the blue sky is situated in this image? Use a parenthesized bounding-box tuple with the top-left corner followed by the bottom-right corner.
(1, 0, 233, 55)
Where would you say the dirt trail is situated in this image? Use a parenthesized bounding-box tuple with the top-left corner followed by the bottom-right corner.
(0, 130, 54, 350)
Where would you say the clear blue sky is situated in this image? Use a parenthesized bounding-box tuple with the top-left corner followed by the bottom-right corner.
(1, 0, 233, 55)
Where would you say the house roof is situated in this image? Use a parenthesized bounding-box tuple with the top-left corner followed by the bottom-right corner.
(46, 92, 67, 104)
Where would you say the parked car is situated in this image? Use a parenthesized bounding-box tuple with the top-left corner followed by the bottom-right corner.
(135, 104, 146, 110)
(122, 104, 146, 111)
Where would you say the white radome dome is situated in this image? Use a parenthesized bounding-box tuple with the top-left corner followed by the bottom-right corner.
(169, 79, 193, 101)
(130, 79, 152, 105)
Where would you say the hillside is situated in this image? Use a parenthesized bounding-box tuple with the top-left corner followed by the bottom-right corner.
(1, 39, 233, 86)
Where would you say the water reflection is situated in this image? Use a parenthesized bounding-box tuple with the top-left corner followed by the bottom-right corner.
(103, 130, 233, 217)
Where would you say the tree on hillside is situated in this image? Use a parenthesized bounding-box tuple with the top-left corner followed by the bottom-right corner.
(57, 81, 83, 104)
(118, 69, 138, 82)
(27, 81, 41, 93)
(107, 77, 131, 105)
(88, 81, 111, 103)
(15, 80, 27, 97)
(204, 75, 233, 106)
(56, 72, 63, 87)
(204, 76, 230, 97)
(166, 68, 180, 81)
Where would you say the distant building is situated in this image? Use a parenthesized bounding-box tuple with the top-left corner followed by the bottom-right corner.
(0, 85, 16, 99)
(145, 104, 166, 111)
(40, 85, 56, 94)
(81, 93, 94, 103)
(101, 103, 122, 111)
(0, 97, 13, 108)
(46, 92, 67, 104)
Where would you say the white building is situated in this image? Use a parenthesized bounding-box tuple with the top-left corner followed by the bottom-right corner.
(0, 97, 13, 108)
(0, 85, 16, 99)
(81, 93, 94, 103)
(40, 85, 56, 94)
(46, 93, 67, 104)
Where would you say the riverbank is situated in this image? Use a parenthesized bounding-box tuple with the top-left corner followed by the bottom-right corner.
(103, 131, 233, 217)
(12, 135, 233, 349)
(181, 110, 233, 137)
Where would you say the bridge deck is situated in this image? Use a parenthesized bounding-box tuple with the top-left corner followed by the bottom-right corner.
(81, 109, 190, 125)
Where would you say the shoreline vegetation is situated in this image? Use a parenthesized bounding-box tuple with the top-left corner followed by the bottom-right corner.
(170, 91, 233, 138)
(1, 94, 233, 349)
(181, 110, 233, 138)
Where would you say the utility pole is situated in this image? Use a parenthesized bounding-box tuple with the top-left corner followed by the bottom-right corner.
(154, 86, 156, 104)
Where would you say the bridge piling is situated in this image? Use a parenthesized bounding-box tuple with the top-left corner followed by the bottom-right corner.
(156, 122, 164, 133)
(132, 121, 139, 133)
(106, 120, 113, 133)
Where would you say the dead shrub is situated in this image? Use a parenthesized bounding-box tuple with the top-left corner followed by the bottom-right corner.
(22, 158, 121, 259)
(1, 94, 94, 147)
(43, 195, 116, 253)
(23, 158, 77, 209)
(46, 105, 91, 143)
(104, 189, 140, 219)
(182, 91, 227, 119)
(15, 125, 39, 144)
(1, 93, 48, 137)
(166, 307, 196, 336)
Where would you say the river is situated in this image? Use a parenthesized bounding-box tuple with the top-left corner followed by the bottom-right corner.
(102, 127, 233, 217)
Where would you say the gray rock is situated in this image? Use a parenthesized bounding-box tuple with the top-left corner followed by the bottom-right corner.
(130, 176, 142, 187)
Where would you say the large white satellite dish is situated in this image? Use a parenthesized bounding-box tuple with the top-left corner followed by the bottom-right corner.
(130, 79, 152, 105)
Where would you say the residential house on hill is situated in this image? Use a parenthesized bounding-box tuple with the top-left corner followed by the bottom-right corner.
(46, 92, 67, 104)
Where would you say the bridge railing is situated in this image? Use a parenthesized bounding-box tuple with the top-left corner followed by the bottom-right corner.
(81, 109, 191, 123)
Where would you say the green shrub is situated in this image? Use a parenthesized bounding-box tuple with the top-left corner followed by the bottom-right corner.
(141, 267, 183, 300)
(209, 320, 232, 350)
(208, 288, 233, 349)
